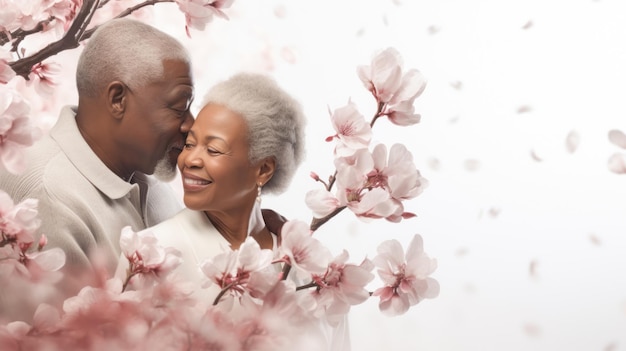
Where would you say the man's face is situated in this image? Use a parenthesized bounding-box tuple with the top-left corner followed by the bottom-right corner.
(178, 103, 260, 213)
(120, 59, 194, 177)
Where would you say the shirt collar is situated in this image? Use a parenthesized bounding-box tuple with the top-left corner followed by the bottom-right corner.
(50, 105, 134, 200)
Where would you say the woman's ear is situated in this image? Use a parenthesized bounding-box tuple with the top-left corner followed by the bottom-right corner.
(257, 157, 276, 186)
(107, 81, 128, 120)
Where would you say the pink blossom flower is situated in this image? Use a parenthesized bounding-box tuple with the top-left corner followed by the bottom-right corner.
(333, 149, 400, 221)
(608, 152, 626, 174)
(0, 191, 40, 245)
(175, 0, 234, 37)
(7, 1, 48, 31)
(325, 102, 372, 156)
(333, 144, 427, 222)
(371, 143, 428, 221)
(385, 69, 426, 126)
(311, 250, 375, 326)
(357, 47, 427, 126)
(119, 226, 183, 289)
(236, 280, 322, 351)
(608, 129, 626, 149)
(357, 47, 403, 103)
(200, 236, 275, 306)
(24, 246, 65, 273)
(0, 52, 15, 84)
(46, 0, 82, 33)
(0, 3, 20, 32)
(304, 189, 340, 218)
(372, 234, 439, 316)
(386, 99, 422, 126)
(28, 61, 61, 96)
(0, 87, 40, 174)
(277, 220, 332, 280)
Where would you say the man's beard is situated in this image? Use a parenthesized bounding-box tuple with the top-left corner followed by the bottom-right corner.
(153, 154, 177, 182)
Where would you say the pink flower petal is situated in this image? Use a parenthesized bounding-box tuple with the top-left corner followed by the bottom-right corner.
(608, 152, 626, 174)
(608, 129, 626, 149)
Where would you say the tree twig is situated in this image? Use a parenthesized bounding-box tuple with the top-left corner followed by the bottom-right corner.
(7, 0, 176, 79)
(8, 0, 101, 78)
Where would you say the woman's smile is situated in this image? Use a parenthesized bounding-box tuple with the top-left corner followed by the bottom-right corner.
(182, 172, 212, 191)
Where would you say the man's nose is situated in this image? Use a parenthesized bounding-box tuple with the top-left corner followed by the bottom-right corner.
(180, 111, 194, 133)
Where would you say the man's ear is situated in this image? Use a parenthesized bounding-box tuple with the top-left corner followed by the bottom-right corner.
(106, 81, 128, 120)
(257, 157, 276, 187)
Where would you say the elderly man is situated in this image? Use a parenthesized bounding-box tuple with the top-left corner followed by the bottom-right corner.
(0, 18, 194, 272)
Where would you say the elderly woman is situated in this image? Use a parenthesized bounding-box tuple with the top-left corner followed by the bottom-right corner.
(127, 73, 349, 350)
(148, 72, 304, 271)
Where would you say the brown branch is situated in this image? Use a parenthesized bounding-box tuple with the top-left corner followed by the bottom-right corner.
(7, 0, 175, 79)
(370, 101, 386, 127)
(8, 0, 101, 78)
(0, 18, 54, 48)
(310, 206, 346, 232)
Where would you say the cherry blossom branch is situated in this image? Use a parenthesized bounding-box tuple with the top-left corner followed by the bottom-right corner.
(7, 0, 174, 79)
(310, 206, 346, 232)
(0, 18, 54, 49)
(212, 281, 237, 306)
(8, 0, 101, 78)
(295, 281, 317, 291)
(370, 101, 386, 127)
(121, 270, 138, 292)
(307, 105, 385, 232)
(0, 238, 13, 248)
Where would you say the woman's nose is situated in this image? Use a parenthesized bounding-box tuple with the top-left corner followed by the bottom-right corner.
(181, 147, 203, 168)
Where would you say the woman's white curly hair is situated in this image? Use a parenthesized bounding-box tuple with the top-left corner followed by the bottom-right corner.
(201, 73, 306, 195)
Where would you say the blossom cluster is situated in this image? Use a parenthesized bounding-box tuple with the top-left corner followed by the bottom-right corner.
(306, 47, 428, 223)
(1, 1, 439, 350)
(0, 0, 233, 175)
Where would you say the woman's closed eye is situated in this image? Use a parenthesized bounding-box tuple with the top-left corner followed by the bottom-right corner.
(207, 147, 223, 155)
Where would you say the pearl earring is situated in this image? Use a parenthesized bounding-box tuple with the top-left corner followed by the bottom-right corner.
(256, 183, 262, 203)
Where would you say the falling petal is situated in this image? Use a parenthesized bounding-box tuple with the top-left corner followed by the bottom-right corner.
(455, 247, 468, 257)
(488, 207, 501, 218)
(530, 149, 543, 162)
(588, 233, 601, 246)
(427, 25, 440, 35)
(607, 152, 626, 174)
(273, 4, 286, 18)
(280, 46, 297, 64)
(463, 159, 481, 172)
(521, 20, 533, 29)
(427, 157, 441, 171)
(565, 130, 580, 153)
(517, 105, 532, 114)
(604, 342, 618, 351)
(523, 323, 542, 337)
(529, 259, 539, 278)
(463, 283, 476, 293)
(608, 129, 626, 149)
(449, 81, 463, 90)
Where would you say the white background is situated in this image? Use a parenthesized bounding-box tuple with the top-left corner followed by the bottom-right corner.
(39, 0, 626, 350)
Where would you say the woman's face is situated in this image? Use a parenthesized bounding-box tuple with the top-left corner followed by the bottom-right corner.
(178, 103, 259, 213)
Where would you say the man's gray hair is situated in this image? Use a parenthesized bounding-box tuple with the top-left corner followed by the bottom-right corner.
(202, 73, 306, 195)
(76, 18, 190, 97)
